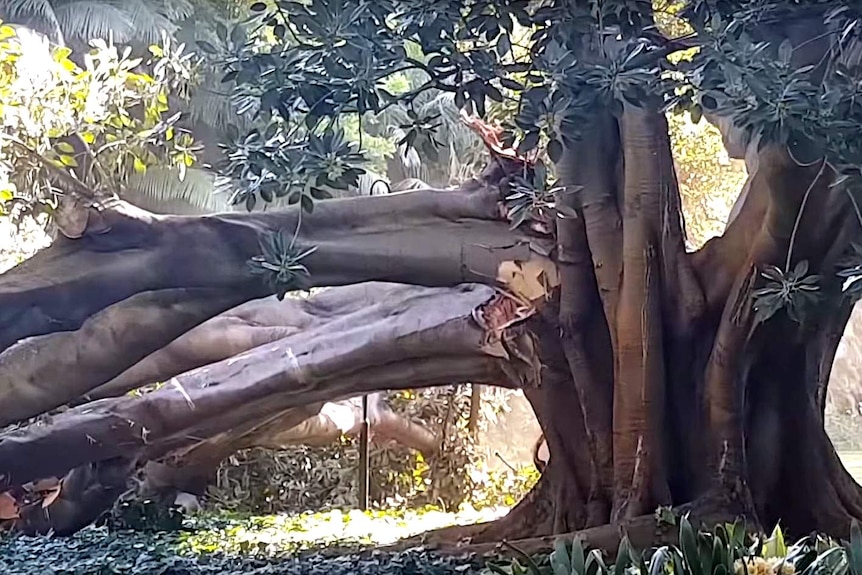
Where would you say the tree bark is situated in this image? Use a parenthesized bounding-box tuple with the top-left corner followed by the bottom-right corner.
(0, 282, 537, 487)
(0, 185, 530, 354)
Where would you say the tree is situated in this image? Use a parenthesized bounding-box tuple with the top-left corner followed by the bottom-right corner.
(0, 24, 197, 227)
(0, 0, 255, 215)
(3, 0, 862, 553)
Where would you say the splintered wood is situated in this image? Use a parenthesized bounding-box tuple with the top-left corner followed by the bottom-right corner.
(496, 256, 560, 304)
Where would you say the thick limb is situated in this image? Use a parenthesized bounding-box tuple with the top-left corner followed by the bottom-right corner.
(0, 283, 538, 486)
(0, 187, 524, 353)
(89, 287, 424, 400)
(0, 288, 246, 426)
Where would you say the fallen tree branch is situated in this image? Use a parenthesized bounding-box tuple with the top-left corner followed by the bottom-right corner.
(0, 283, 539, 486)
(89, 286, 411, 400)
(0, 186, 525, 354)
(0, 288, 247, 427)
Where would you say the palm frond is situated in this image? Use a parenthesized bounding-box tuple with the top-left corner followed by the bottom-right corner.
(187, 75, 249, 133)
(116, 0, 177, 44)
(159, 0, 193, 22)
(123, 166, 228, 214)
(0, 0, 63, 43)
(52, 0, 134, 44)
(51, 0, 176, 46)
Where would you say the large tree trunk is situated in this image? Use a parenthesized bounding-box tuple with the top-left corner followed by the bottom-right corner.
(1, 104, 860, 553)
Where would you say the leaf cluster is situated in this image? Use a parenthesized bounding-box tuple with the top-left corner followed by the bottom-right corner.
(207, 0, 862, 252)
(0, 25, 198, 222)
(247, 228, 317, 299)
(0, 519, 484, 574)
(212, 0, 667, 212)
(486, 517, 862, 575)
(207, 386, 530, 516)
(752, 260, 822, 325)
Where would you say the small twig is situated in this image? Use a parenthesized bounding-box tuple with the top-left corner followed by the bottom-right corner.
(494, 452, 518, 474)
(846, 187, 862, 231)
(4, 136, 95, 200)
(785, 157, 828, 272)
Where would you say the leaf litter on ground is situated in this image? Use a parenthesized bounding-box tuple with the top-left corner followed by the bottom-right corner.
(0, 504, 508, 575)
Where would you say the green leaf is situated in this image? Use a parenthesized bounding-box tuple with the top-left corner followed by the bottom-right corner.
(56, 141, 75, 154)
(518, 131, 540, 155)
(196, 41, 218, 54)
(547, 139, 564, 163)
(680, 515, 703, 575)
(550, 538, 572, 575)
(301, 195, 314, 214)
(849, 519, 862, 575)
(778, 39, 793, 63)
(571, 538, 586, 575)
(59, 154, 78, 168)
(649, 547, 671, 575)
(762, 524, 787, 558)
(613, 535, 633, 575)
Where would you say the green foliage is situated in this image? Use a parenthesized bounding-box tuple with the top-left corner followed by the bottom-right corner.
(7, 517, 860, 575)
(0, 25, 197, 221)
(206, 387, 536, 516)
(503, 162, 578, 231)
(484, 518, 859, 575)
(247, 228, 316, 299)
(182, 506, 502, 557)
(210, 0, 862, 243)
(103, 497, 186, 533)
(0, 0, 191, 47)
(753, 260, 822, 325)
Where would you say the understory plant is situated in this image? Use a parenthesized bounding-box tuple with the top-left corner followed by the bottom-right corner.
(205, 387, 534, 515)
(485, 518, 862, 575)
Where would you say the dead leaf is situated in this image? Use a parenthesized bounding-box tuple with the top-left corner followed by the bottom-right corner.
(0, 492, 20, 520)
(41, 486, 61, 508)
(30, 477, 60, 492)
(497, 257, 560, 303)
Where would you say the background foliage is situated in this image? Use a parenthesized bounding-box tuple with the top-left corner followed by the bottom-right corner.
(206, 386, 539, 515)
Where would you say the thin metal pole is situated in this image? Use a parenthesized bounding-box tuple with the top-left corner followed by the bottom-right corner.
(358, 394, 369, 511)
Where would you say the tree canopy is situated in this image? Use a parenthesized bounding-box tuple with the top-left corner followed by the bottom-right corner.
(205, 0, 862, 306)
(0, 24, 197, 226)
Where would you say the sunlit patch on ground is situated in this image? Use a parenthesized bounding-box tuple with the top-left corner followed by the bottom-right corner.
(182, 505, 510, 556)
(0, 505, 512, 574)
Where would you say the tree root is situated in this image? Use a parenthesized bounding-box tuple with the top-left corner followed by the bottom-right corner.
(385, 501, 740, 558)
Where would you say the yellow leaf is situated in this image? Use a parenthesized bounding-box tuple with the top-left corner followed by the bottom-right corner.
(59, 154, 78, 167)
(133, 156, 147, 174)
(56, 141, 75, 154)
